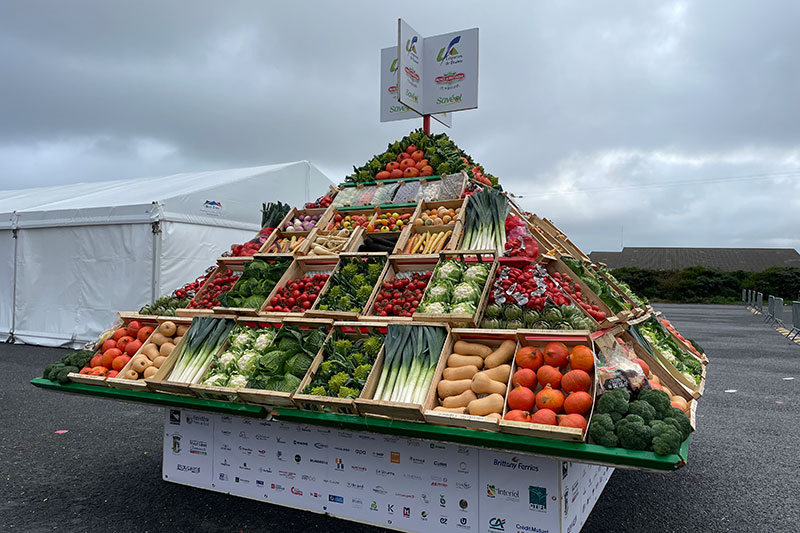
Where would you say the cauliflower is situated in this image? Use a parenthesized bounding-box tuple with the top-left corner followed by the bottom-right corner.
(254, 332, 273, 352)
(237, 351, 258, 375)
(218, 351, 237, 371)
(202, 373, 228, 387)
(231, 331, 252, 348)
(452, 282, 480, 304)
(227, 374, 248, 388)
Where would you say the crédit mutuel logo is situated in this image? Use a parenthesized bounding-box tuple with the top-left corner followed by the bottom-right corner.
(437, 35, 462, 64)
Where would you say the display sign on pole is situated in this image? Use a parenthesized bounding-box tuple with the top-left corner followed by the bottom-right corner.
(397, 19, 425, 115)
(380, 47, 452, 127)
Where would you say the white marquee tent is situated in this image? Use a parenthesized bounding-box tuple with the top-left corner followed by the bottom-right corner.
(0, 161, 334, 348)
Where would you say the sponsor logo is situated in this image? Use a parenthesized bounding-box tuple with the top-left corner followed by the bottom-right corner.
(458, 516, 469, 528)
(314, 442, 328, 449)
(256, 480, 264, 487)
(489, 517, 506, 531)
(376, 469, 395, 477)
(562, 461, 570, 479)
(238, 446, 252, 455)
(389, 58, 398, 74)
(440, 494, 447, 507)
(184, 414, 210, 426)
(458, 461, 469, 473)
(421, 511, 429, 520)
(203, 200, 222, 210)
(355, 449, 366, 455)
(373, 486, 388, 495)
(323, 479, 340, 485)
(278, 471, 296, 479)
(299, 426, 311, 433)
(406, 439, 421, 448)
(437, 35, 461, 63)
(276, 437, 287, 444)
(357, 434, 376, 441)
(239, 462, 250, 471)
(328, 494, 344, 504)
(316, 428, 331, 434)
(430, 442, 446, 450)
(431, 481, 448, 487)
(291, 486, 303, 496)
(169, 410, 181, 425)
(270, 483, 285, 492)
(171, 434, 181, 454)
(221, 430, 231, 436)
(387, 504, 394, 514)
(337, 431, 352, 439)
(347, 482, 364, 490)
(219, 473, 228, 481)
(459, 499, 468, 510)
(277, 451, 285, 461)
(238, 431, 248, 439)
(486, 484, 520, 502)
(440, 516, 448, 525)
(334, 446, 350, 452)
(309, 458, 328, 465)
(372, 451, 384, 458)
(310, 492, 321, 499)
(220, 459, 230, 467)
(257, 449, 266, 457)
(457, 482, 471, 490)
(351, 497, 363, 509)
(403, 507, 411, 518)
(350, 465, 367, 472)
(457, 446, 470, 455)
(395, 492, 414, 499)
(434, 461, 448, 468)
(294, 454, 301, 463)
(258, 466, 272, 474)
(403, 473, 422, 481)
(220, 444, 231, 451)
(422, 493, 430, 504)
(370, 501, 378, 511)
(176, 464, 199, 473)
(493, 457, 540, 472)
(390, 451, 401, 464)
(293, 440, 308, 446)
(234, 476, 249, 484)
(301, 474, 315, 482)
(436, 94, 463, 106)
(528, 486, 547, 512)
(405, 36, 418, 55)
(258, 421, 271, 428)
(435, 72, 465, 85)
(335, 458, 344, 470)
(409, 456, 425, 465)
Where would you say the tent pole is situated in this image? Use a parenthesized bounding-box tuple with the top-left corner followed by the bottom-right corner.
(8, 225, 18, 343)
(151, 220, 162, 305)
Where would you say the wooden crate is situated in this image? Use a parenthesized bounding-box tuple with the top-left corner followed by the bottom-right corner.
(258, 256, 339, 319)
(497, 330, 597, 442)
(363, 205, 421, 239)
(322, 207, 378, 232)
(305, 252, 389, 321)
(106, 317, 192, 391)
(656, 315, 709, 365)
(212, 255, 293, 316)
(414, 198, 467, 225)
(363, 256, 439, 322)
(304, 226, 365, 257)
(292, 321, 388, 415)
(535, 216, 591, 262)
(258, 227, 316, 255)
(412, 250, 497, 328)
(275, 205, 334, 234)
(424, 329, 519, 431)
(145, 315, 237, 396)
(354, 324, 452, 422)
(177, 263, 242, 317)
(393, 221, 463, 256)
(543, 257, 621, 327)
(68, 314, 162, 387)
(235, 317, 334, 407)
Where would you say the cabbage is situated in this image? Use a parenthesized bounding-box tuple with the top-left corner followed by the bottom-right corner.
(463, 264, 489, 287)
(417, 301, 450, 314)
(433, 260, 463, 283)
(425, 280, 453, 303)
(451, 301, 477, 315)
(227, 374, 249, 388)
(453, 282, 481, 304)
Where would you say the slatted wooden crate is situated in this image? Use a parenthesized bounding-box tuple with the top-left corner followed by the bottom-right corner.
(542, 257, 621, 328)
(393, 221, 463, 256)
(363, 255, 438, 323)
(305, 252, 389, 321)
(304, 226, 365, 257)
(258, 256, 339, 319)
(177, 263, 242, 317)
(258, 228, 317, 255)
(274, 205, 334, 235)
(211, 255, 293, 316)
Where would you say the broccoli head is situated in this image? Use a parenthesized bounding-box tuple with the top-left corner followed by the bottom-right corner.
(319, 360, 333, 376)
(317, 304, 329, 310)
(352, 274, 367, 287)
(340, 261, 359, 278)
(350, 352, 368, 366)
(333, 339, 353, 355)
(308, 385, 328, 396)
(362, 336, 382, 358)
(627, 400, 656, 424)
(662, 407, 693, 441)
(327, 285, 343, 299)
(327, 372, 349, 395)
(615, 414, 653, 451)
(337, 295, 352, 310)
(588, 413, 618, 448)
(338, 386, 361, 399)
(637, 389, 672, 420)
(353, 363, 373, 381)
(55, 366, 80, 384)
(43, 362, 65, 381)
(649, 421, 683, 456)
(367, 262, 383, 282)
(356, 285, 374, 302)
(596, 389, 630, 422)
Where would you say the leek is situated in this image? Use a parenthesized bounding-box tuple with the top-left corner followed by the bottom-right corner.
(170, 317, 235, 383)
(376, 325, 446, 403)
(462, 188, 509, 255)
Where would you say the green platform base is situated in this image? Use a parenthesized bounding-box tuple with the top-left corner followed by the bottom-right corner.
(31, 378, 689, 471)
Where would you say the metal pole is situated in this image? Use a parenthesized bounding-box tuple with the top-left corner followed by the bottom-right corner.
(423, 114, 431, 135)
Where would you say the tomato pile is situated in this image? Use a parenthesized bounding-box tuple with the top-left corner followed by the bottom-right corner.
(264, 273, 330, 313)
(372, 272, 432, 317)
(186, 269, 242, 310)
(551, 271, 607, 322)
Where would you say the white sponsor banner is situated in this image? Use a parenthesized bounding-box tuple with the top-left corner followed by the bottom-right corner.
(423, 28, 479, 114)
(164, 410, 612, 533)
(397, 19, 425, 114)
(381, 47, 452, 126)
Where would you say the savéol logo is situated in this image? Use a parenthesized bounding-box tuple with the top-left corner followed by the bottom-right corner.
(203, 200, 222, 209)
(405, 36, 418, 55)
(437, 36, 461, 63)
(435, 72, 465, 85)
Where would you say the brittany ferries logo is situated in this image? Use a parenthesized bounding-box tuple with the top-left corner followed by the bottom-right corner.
(203, 200, 222, 210)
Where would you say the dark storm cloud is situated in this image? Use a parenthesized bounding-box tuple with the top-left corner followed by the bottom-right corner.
(0, 1, 798, 250)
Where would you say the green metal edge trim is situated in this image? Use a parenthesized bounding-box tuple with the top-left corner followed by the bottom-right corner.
(337, 202, 419, 212)
(339, 175, 442, 188)
(31, 378, 269, 418)
(31, 378, 688, 471)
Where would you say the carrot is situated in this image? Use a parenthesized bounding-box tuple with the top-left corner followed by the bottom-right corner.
(404, 234, 416, 254)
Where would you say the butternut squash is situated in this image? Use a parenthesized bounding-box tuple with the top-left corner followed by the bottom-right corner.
(448, 353, 484, 369)
(467, 393, 504, 416)
(484, 413, 502, 421)
(484, 340, 516, 368)
(438, 379, 473, 398)
(443, 365, 479, 380)
(432, 406, 467, 414)
(454, 340, 492, 358)
(471, 372, 507, 396)
(442, 389, 478, 408)
(480, 364, 511, 383)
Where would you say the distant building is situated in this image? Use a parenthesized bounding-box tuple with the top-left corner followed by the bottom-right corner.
(588, 247, 800, 272)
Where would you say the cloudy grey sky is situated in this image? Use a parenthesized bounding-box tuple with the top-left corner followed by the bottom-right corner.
(1, 1, 799, 253)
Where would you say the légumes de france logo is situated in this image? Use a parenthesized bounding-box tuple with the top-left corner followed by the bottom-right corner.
(437, 35, 461, 63)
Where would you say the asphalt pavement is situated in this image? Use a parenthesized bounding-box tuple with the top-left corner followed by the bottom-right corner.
(2, 304, 799, 532)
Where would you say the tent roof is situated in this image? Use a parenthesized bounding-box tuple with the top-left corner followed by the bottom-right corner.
(0, 161, 334, 230)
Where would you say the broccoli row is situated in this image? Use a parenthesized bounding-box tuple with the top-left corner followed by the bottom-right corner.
(42, 349, 94, 384)
(303, 330, 384, 400)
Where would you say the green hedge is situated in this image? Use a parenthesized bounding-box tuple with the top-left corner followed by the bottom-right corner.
(610, 266, 800, 304)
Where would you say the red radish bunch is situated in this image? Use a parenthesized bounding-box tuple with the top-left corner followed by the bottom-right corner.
(550, 272, 607, 322)
(264, 273, 329, 313)
(372, 272, 432, 317)
(186, 270, 242, 309)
